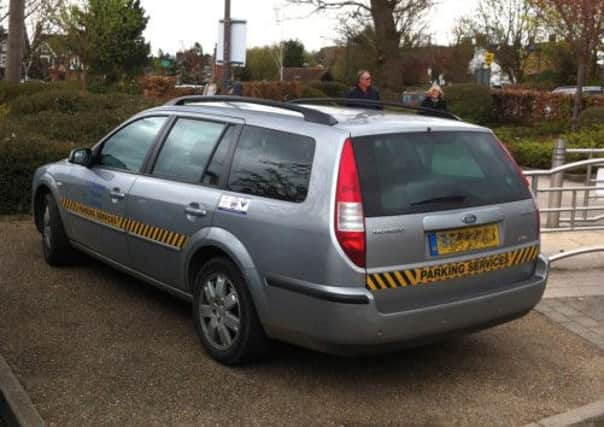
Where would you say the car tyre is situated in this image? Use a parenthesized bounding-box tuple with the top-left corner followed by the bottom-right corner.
(41, 193, 75, 266)
(193, 257, 268, 365)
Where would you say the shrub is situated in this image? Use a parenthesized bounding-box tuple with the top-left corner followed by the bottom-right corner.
(308, 80, 349, 98)
(16, 110, 126, 144)
(241, 81, 303, 100)
(494, 121, 572, 142)
(0, 81, 83, 104)
(301, 86, 327, 98)
(579, 106, 604, 128)
(0, 90, 160, 213)
(504, 139, 555, 169)
(8, 89, 98, 114)
(0, 81, 46, 103)
(497, 123, 604, 169)
(142, 75, 177, 98)
(0, 128, 75, 214)
(7, 89, 158, 116)
(445, 84, 493, 125)
(492, 89, 604, 125)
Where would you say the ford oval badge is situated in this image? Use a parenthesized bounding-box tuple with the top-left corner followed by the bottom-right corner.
(462, 214, 477, 224)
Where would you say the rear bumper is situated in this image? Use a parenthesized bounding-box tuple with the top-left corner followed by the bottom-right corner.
(264, 255, 548, 355)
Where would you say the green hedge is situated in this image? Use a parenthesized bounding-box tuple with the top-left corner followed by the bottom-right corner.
(496, 123, 604, 169)
(579, 106, 604, 128)
(301, 86, 327, 98)
(0, 128, 75, 214)
(308, 80, 349, 98)
(446, 84, 493, 125)
(0, 80, 82, 104)
(1, 89, 160, 214)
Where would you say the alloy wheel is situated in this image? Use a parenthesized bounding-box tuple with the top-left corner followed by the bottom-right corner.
(198, 273, 241, 350)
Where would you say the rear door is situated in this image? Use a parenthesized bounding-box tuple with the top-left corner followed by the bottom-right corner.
(125, 115, 241, 290)
(352, 131, 539, 313)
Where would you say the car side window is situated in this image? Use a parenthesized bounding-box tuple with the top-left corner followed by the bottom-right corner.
(228, 126, 315, 203)
(152, 118, 226, 182)
(99, 116, 167, 172)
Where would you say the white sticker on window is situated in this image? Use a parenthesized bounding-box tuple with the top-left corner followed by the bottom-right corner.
(218, 194, 250, 214)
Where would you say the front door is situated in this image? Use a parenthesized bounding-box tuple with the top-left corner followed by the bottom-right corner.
(126, 116, 241, 289)
(61, 116, 169, 265)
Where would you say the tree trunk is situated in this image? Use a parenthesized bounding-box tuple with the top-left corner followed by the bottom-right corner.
(370, 0, 403, 94)
(572, 59, 585, 129)
(5, 0, 25, 82)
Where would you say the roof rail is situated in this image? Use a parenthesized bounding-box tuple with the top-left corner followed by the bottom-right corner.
(165, 95, 338, 126)
(290, 97, 462, 121)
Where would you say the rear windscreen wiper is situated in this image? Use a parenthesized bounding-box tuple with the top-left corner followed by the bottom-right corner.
(410, 195, 468, 206)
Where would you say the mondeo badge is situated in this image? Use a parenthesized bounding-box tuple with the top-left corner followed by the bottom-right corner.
(462, 214, 477, 224)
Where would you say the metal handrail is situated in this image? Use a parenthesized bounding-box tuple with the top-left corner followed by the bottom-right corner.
(538, 185, 604, 192)
(524, 158, 604, 176)
(566, 148, 604, 154)
(548, 247, 604, 262)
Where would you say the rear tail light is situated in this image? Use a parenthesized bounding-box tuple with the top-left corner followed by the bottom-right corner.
(335, 139, 366, 267)
(496, 138, 541, 232)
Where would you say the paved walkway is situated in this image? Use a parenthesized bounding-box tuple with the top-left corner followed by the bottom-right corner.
(536, 230, 604, 351)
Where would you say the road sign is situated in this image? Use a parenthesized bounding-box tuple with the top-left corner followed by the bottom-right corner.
(485, 52, 495, 66)
(160, 59, 173, 69)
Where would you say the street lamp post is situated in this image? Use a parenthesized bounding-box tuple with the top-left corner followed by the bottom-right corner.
(222, 0, 231, 93)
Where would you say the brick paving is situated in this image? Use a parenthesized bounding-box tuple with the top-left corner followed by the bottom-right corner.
(536, 296, 604, 351)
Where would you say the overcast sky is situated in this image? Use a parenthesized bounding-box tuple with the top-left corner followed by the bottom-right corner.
(142, 0, 479, 55)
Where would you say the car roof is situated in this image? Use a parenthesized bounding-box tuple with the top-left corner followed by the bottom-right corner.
(147, 102, 485, 137)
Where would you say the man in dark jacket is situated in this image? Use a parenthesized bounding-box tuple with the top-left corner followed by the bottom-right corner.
(346, 70, 381, 109)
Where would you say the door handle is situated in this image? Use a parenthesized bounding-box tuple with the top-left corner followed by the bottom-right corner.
(110, 188, 125, 200)
(185, 203, 207, 217)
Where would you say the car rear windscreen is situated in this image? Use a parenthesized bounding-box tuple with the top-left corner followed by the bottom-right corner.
(352, 131, 532, 217)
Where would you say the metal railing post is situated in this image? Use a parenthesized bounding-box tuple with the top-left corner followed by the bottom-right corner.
(546, 138, 566, 228)
(583, 152, 593, 220)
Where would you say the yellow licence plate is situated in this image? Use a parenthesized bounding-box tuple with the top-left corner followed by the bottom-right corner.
(428, 224, 500, 256)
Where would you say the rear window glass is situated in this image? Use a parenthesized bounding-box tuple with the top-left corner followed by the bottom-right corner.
(228, 126, 315, 202)
(352, 131, 532, 217)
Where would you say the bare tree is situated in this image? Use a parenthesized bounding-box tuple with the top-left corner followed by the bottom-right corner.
(1, 0, 48, 25)
(530, 0, 604, 124)
(456, 0, 542, 83)
(5, 0, 25, 82)
(287, 0, 436, 92)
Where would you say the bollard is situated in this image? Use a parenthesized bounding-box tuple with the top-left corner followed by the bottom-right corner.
(546, 138, 566, 228)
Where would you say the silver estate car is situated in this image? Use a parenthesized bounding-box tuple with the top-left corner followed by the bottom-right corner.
(32, 96, 548, 364)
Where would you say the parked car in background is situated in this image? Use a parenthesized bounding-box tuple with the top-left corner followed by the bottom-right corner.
(401, 90, 425, 107)
(32, 96, 548, 365)
(552, 86, 604, 95)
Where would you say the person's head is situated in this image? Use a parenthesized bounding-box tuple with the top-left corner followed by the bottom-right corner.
(356, 70, 372, 91)
(427, 83, 444, 100)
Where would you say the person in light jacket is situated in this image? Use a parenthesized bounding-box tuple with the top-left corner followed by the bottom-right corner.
(421, 83, 448, 112)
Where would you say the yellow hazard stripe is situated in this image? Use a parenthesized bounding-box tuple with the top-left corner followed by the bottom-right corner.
(62, 197, 190, 251)
(366, 245, 539, 292)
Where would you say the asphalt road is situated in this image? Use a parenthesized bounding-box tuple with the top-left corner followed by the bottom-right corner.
(1, 218, 603, 426)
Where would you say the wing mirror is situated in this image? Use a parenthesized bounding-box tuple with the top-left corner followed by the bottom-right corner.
(68, 148, 93, 167)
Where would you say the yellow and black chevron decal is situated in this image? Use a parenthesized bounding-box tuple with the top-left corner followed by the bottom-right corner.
(62, 197, 188, 250)
(366, 245, 539, 291)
